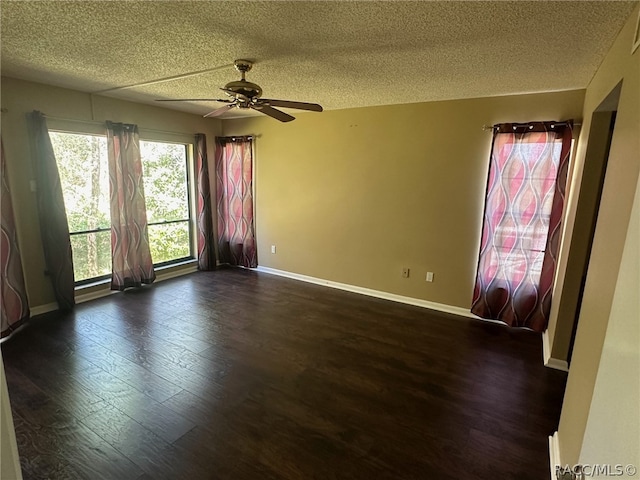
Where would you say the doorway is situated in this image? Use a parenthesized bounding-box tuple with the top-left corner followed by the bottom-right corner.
(559, 82, 622, 366)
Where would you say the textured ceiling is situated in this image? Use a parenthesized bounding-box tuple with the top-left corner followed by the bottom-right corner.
(1, 1, 636, 118)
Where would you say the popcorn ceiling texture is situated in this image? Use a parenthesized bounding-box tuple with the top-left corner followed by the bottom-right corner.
(1, 1, 636, 116)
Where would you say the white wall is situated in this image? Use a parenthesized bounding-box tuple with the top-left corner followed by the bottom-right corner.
(0, 352, 23, 480)
(553, 4, 640, 465)
(578, 171, 640, 478)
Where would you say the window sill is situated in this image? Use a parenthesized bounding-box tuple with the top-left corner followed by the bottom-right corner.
(74, 259, 198, 304)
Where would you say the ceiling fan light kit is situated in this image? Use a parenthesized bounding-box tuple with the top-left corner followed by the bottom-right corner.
(156, 59, 323, 122)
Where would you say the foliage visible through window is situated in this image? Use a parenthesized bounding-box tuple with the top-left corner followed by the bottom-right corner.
(50, 132, 193, 284)
(50, 132, 111, 283)
(140, 140, 192, 265)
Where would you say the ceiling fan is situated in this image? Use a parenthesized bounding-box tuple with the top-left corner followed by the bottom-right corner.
(156, 59, 323, 122)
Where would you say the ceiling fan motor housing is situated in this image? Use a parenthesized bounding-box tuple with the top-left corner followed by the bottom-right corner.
(223, 79, 263, 100)
(223, 59, 262, 102)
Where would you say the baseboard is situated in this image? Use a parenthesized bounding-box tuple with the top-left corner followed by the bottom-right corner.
(75, 288, 118, 305)
(254, 266, 478, 319)
(549, 431, 561, 480)
(156, 263, 199, 282)
(543, 329, 570, 372)
(29, 302, 58, 316)
(34, 263, 200, 312)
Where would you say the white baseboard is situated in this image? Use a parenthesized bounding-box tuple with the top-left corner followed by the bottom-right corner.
(549, 431, 561, 480)
(254, 266, 478, 319)
(156, 263, 198, 282)
(32, 263, 200, 313)
(543, 329, 569, 372)
(75, 288, 117, 305)
(29, 302, 58, 316)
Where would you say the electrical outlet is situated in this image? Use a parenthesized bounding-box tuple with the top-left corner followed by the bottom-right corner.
(426, 272, 434, 282)
(402, 267, 410, 278)
(271, 245, 276, 254)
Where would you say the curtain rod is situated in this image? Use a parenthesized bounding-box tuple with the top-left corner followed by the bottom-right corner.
(216, 135, 256, 141)
(40, 113, 198, 138)
(482, 121, 581, 131)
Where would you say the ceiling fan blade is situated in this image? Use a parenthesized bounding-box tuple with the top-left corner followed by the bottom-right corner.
(261, 99, 323, 112)
(252, 104, 295, 122)
(156, 98, 232, 103)
(203, 104, 236, 118)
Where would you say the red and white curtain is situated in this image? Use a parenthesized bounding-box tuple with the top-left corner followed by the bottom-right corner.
(195, 133, 215, 271)
(1, 139, 30, 337)
(471, 121, 573, 332)
(106, 122, 155, 290)
(215, 136, 257, 268)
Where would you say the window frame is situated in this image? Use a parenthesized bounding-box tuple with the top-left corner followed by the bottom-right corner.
(48, 128, 112, 286)
(48, 124, 198, 286)
(140, 139, 196, 268)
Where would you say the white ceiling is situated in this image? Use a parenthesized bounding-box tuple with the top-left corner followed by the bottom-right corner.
(1, 1, 636, 118)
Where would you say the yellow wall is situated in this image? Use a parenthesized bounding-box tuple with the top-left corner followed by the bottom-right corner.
(0, 77, 221, 308)
(222, 91, 585, 309)
(553, 4, 640, 465)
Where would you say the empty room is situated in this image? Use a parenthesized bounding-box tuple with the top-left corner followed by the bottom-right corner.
(1, 2, 638, 479)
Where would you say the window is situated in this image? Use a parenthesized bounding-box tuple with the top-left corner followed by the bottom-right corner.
(470, 121, 573, 331)
(490, 139, 563, 284)
(50, 132, 111, 283)
(140, 140, 193, 265)
(50, 132, 194, 284)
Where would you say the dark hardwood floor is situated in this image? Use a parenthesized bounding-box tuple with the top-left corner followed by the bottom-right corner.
(2, 268, 567, 480)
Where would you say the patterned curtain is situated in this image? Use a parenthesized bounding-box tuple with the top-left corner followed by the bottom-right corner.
(106, 121, 155, 290)
(195, 134, 215, 270)
(1, 139, 30, 337)
(471, 121, 573, 332)
(27, 111, 75, 310)
(215, 136, 257, 268)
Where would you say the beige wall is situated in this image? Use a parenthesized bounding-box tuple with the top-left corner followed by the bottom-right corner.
(0, 77, 221, 308)
(222, 91, 584, 309)
(553, 4, 640, 466)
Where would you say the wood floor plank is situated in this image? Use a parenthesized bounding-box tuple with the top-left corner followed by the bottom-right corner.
(12, 404, 144, 480)
(80, 404, 208, 479)
(69, 336, 184, 403)
(3, 349, 112, 421)
(69, 363, 197, 444)
(2, 268, 566, 479)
